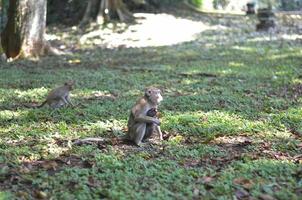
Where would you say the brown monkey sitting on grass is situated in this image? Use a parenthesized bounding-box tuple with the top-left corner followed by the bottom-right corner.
(127, 87, 163, 146)
(74, 87, 164, 147)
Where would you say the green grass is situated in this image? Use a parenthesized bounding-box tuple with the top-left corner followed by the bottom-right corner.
(0, 12, 301, 200)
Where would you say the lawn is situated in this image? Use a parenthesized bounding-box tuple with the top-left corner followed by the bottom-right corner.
(0, 10, 301, 200)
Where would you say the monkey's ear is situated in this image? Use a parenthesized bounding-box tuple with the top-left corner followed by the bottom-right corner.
(145, 88, 152, 96)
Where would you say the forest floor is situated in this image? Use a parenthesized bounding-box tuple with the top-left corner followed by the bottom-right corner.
(0, 9, 302, 200)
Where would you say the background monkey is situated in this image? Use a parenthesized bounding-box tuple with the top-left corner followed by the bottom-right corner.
(127, 87, 163, 146)
(37, 81, 75, 109)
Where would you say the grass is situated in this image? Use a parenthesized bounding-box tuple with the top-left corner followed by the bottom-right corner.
(0, 10, 302, 200)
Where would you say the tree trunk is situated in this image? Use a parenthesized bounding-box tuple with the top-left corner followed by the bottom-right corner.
(1, 0, 52, 59)
(81, 0, 134, 25)
(80, 0, 101, 26)
(109, 0, 134, 23)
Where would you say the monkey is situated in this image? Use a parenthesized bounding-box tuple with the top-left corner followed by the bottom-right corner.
(127, 87, 163, 146)
(36, 81, 75, 109)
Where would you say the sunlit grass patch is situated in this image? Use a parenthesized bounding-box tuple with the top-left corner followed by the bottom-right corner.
(162, 111, 272, 139)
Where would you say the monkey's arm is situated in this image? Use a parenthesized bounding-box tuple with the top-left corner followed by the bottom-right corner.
(37, 100, 47, 108)
(135, 115, 160, 125)
(132, 104, 160, 125)
(65, 95, 74, 106)
(60, 96, 73, 107)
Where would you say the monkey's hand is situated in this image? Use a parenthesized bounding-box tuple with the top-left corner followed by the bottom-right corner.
(153, 118, 161, 126)
(135, 116, 160, 125)
(146, 108, 157, 117)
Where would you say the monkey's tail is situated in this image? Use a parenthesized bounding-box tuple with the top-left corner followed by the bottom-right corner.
(36, 100, 47, 108)
(24, 101, 47, 109)
(73, 137, 106, 145)
(73, 135, 130, 145)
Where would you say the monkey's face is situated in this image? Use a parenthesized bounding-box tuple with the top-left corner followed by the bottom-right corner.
(65, 81, 75, 90)
(145, 87, 163, 104)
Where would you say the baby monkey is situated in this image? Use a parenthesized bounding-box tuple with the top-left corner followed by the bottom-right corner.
(127, 87, 163, 146)
(37, 81, 75, 109)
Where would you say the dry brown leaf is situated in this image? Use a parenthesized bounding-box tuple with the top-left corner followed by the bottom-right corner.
(193, 188, 200, 196)
(201, 176, 214, 184)
(35, 190, 48, 199)
(235, 188, 249, 199)
(16, 191, 29, 198)
(41, 161, 58, 170)
(258, 194, 276, 200)
(87, 176, 100, 187)
(200, 176, 215, 190)
(233, 177, 254, 190)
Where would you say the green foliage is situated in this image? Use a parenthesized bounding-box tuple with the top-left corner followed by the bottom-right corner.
(0, 191, 13, 200)
(189, 0, 203, 7)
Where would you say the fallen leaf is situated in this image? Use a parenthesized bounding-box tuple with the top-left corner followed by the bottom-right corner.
(66, 160, 71, 165)
(16, 191, 29, 198)
(35, 190, 47, 199)
(233, 177, 254, 190)
(87, 176, 100, 187)
(200, 176, 214, 189)
(41, 161, 58, 170)
(82, 160, 95, 168)
(201, 176, 214, 184)
(18, 166, 31, 174)
(110, 137, 120, 145)
(68, 59, 81, 64)
(235, 188, 249, 199)
(193, 188, 199, 196)
(258, 194, 276, 200)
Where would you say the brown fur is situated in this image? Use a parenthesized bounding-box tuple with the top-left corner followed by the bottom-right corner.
(37, 81, 75, 109)
(127, 87, 163, 146)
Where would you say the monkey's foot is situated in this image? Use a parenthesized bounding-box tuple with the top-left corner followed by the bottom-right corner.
(142, 139, 150, 143)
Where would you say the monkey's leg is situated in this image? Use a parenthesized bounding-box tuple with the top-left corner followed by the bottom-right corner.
(65, 95, 74, 106)
(129, 123, 146, 146)
(50, 100, 64, 109)
(49, 101, 58, 109)
(155, 125, 163, 141)
(142, 123, 155, 142)
(60, 97, 69, 107)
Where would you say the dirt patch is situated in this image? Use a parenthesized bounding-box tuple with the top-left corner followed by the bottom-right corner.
(278, 83, 302, 101)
